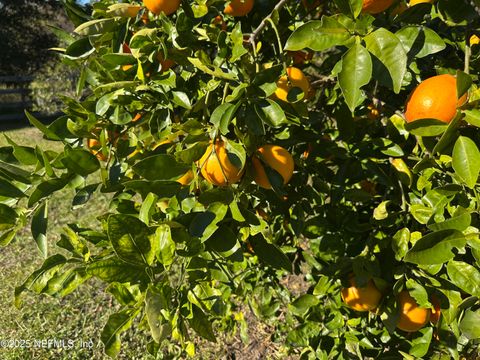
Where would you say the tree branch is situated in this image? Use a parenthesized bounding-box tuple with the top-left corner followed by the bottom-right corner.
(248, 0, 288, 47)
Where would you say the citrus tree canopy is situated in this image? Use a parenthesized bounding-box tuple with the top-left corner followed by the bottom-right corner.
(1, 0, 480, 358)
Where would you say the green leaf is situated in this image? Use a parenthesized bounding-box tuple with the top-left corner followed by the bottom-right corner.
(456, 70, 472, 99)
(31, 201, 48, 258)
(404, 119, 448, 136)
(4, 135, 37, 165)
(171, 91, 192, 109)
(65, 37, 94, 59)
(409, 327, 433, 358)
(249, 234, 292, 272)
(108, 215, 157, 266)
(463, 109, 480, 127)
(86, 257, 148, 283)
(74, 18, 116, 36)
(334, 0, 363, 17)
(447, 260, 480, 296)
(44, 266, 91, 297)
(189, 305, 216, 342)
(189, 203, 228, 241)
(290, 294, 320, 316)
(132, 155, 190, 181)
(459, 310, 480, 339)
(205, 225, 241, 258)
(0, 178, 25, 198)
(254, 99, 287, 128)
(338, 43, 372, 113)
(404, 229, 467, 265)
(198, 187, 234, 205)
(145, 285, 171, 343)
(62, 148, 100, 176)
(154, 224, 175, 266)
(188, 57, 238, 80)
(28, 177, 70, 207)
(396, 26, 446, 59)
(25, 110, 62, 141)
(285, 18, 351, 51)
(0, 204, 18, 231)
(364, 28, 407, 93)
(452, 136, 480, 189)
(230, 22, 248, 62)
(101, 308, 141, 358)
(210, 102, 239, 134)
(14, 254, 67, 307)
(392, 228, 410, 261)
(427, 211, 471, 232)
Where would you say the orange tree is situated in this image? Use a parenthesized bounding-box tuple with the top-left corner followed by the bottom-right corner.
(1, 0, 480, 358)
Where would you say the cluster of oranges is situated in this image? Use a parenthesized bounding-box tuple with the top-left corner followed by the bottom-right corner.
(199, 141, 294, 189)
(341, 276, 441, 332)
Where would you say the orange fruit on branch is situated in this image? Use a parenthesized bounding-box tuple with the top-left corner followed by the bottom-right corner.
(252, 145, 294, 189)
(198, 140, 244, 186)
(143, 0, 181, 15)
(224, 0, 254, 17)
(362, 0, 394, 14)
(396, 291, 431, 332)
(409, 0, 434, 6)
(341, 276, 382, 312)
(470, 34, 480, 46)
(404, 74, 468, 123)
(275, 67, 311, 103)
(87, 138, 107, 162)
(212, 15, 228, 31)
(176, 170, 194, 185)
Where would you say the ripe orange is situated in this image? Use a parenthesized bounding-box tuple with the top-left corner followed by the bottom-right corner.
(87, 138, 107, 161)
(198, 140, 244, 186)
(213, 15, 228, 31)
(405, 74, 468, 123)
(288, 51, 313, 65)
(143, 0, 181, 15)
(341, 276, 383, 312)
(275, 67, 311, 103)
(177, 170, 194, 185)
(362, 0, 394, 14)
(224, 0, 254, 17)
(397, 291, 431, 332)
(409, 0, 434, 5)
(252, 145, 294, 189)
(470, 34, 480, 46)
(132, 113, 142, 123)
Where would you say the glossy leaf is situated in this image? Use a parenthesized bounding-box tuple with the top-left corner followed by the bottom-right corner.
(338, 43, 372, 113)
(285, 18, 351, 51)
(364, 28, 407, 93)
(452, 136, 480, 189)
(404, 230, 467, 265)
(108, 215, 157, 266)
(447, 260, 480, 296)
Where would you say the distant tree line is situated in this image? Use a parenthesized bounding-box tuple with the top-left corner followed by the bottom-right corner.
(0, 0, 82, 76)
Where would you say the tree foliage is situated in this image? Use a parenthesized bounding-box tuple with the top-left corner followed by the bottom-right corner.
(2, 0, 480, 359)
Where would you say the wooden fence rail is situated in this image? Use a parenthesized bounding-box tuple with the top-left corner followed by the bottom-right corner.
(0, 75, 58, 124)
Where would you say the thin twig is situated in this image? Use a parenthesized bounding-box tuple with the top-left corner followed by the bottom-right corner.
(248, 0, 289, 47)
